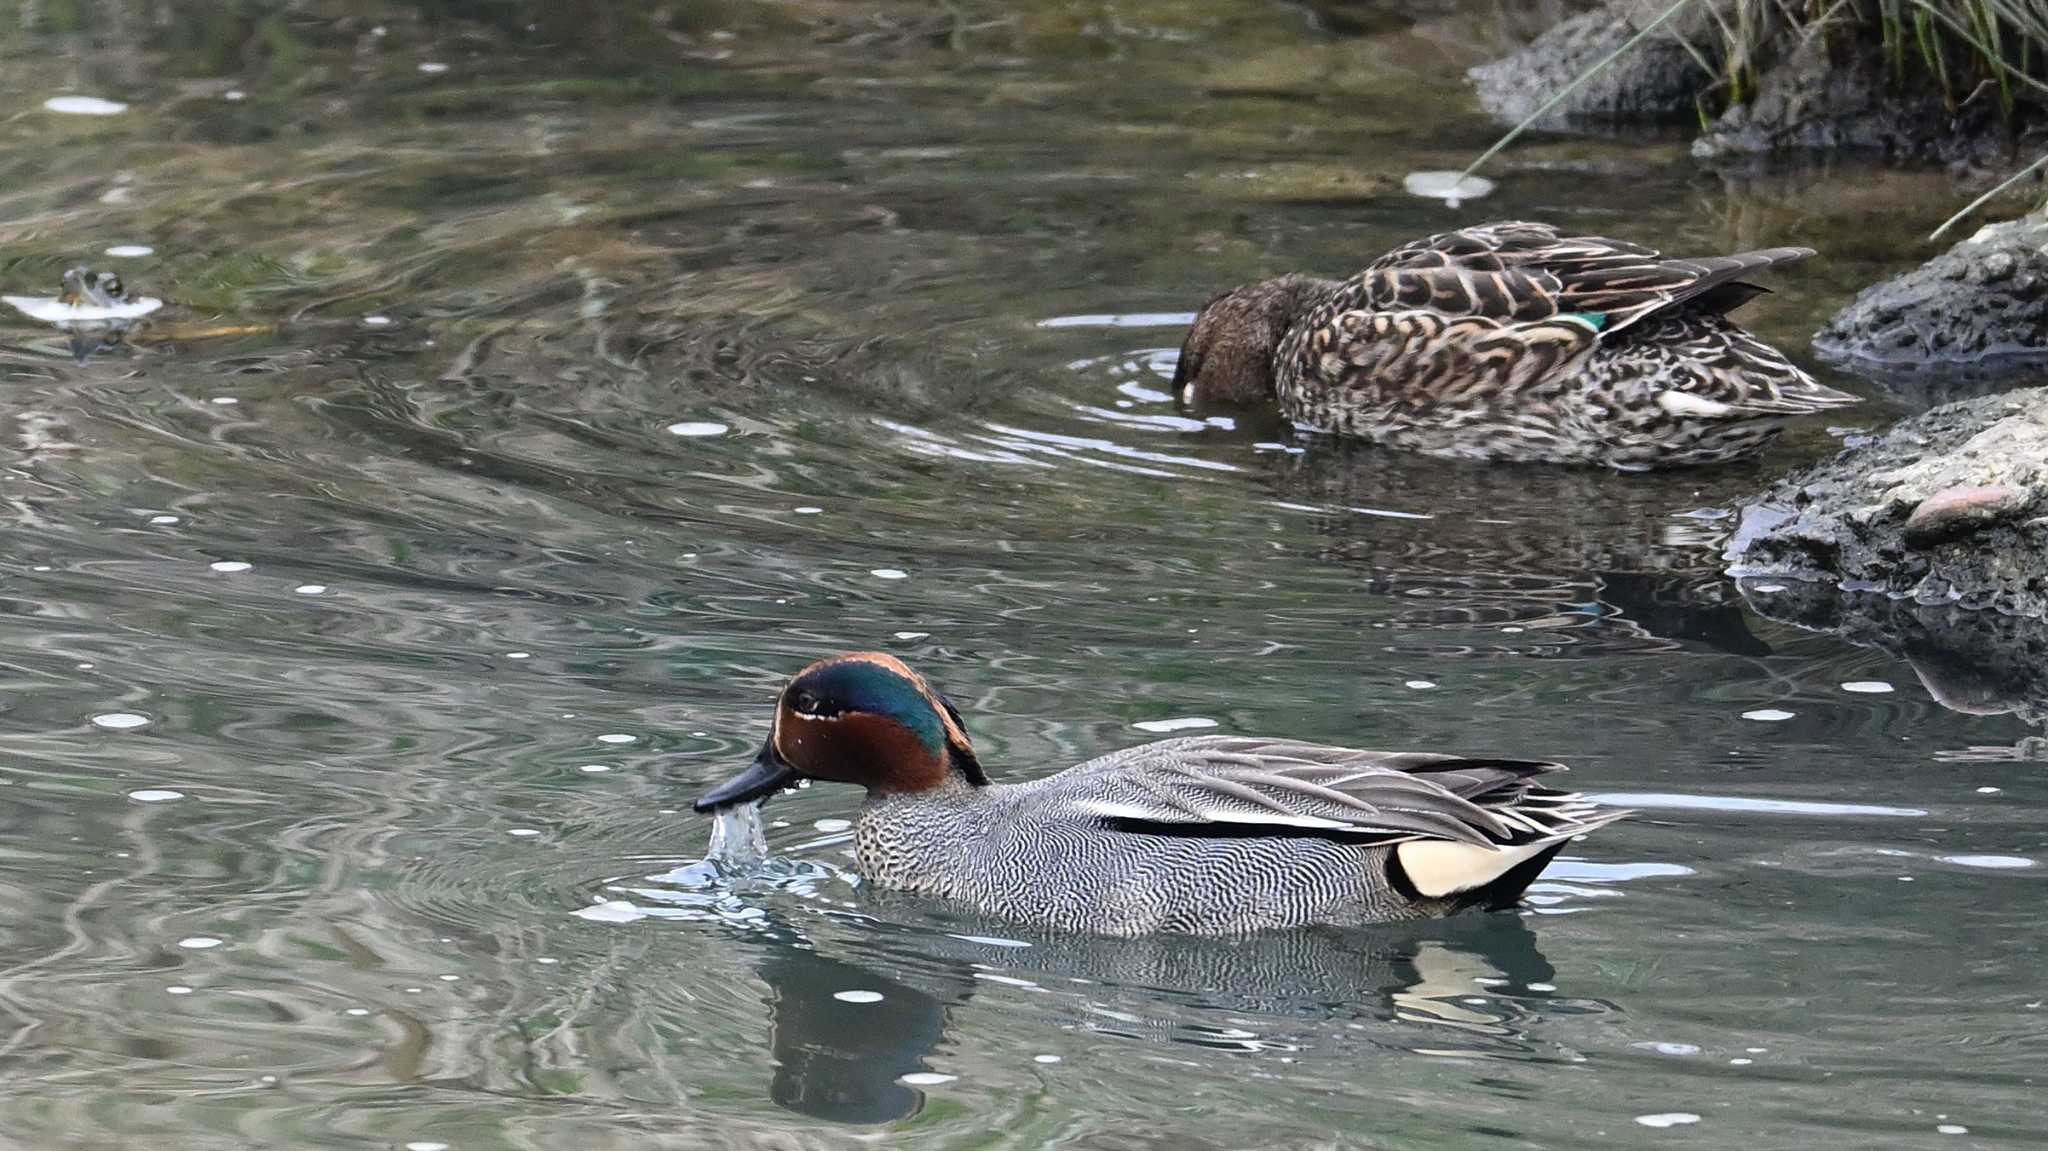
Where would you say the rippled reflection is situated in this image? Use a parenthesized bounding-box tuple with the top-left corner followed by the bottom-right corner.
(3, 0, 2046, 1147)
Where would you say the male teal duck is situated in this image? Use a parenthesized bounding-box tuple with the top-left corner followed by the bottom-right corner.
(694, 652, 1627, 937)
(1172, 221, 1859, 469)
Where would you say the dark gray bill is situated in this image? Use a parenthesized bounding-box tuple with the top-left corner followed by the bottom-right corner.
(694, 738, 799, 812)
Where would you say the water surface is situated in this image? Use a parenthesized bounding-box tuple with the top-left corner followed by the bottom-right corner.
(2, 2, 2044, 1148)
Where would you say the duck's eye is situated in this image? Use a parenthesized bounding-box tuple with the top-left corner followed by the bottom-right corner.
(790, 689, 822, 715)
(101, 276, 122, 295)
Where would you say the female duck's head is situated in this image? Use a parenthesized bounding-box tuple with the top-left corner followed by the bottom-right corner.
(1172, 274, 1338, 406)
(694, 653, 986, 812)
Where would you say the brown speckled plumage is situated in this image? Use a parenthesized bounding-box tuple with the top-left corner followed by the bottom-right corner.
(1173, 221, 1859, 468)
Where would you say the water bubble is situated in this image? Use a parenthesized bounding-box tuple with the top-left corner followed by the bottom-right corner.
(165, 986, 193, 995)
(128, 789, 183, 803)
(666, 421, 728, 437)
(894, 631, 929, 640)
(870, 568, 909, 580)
(1403, 680, 1436, 690)
(417, 62, 450, 73)
(362, 315, 393, 327)
(149, 514, 179, 525)
(404, 1143, 450, 1151)
(1841, 681, 1894, 694)
(44, 96, 129, 115)
(92, 712, 150, 730)
(597, 733, 636, 744)
(222, 90, 246, 102)
(438, 974, 460, 982)
(209, 561, 252, 573)
(1937, 1125, 1968, 1135)
(833, 990, 883, 1003)
(210, 397, 238, 406)
(1977, 786, 2002, 794)
(578, 764, 610, 774)
(178, 937, 222, 950)
(1133, 717, 1217, 734)
(793, 506, 823, 514)
(898, 1072, 957, 1086)
(505, 651, 531, 660)
(1033, 1054, 1062, 1064)
(1633, 1042, 1701, 1056)
(814, 818, 851, 833)
(104, 245, 154, 258)
(506, 828, 541, 838)
(1729, 1057, 1753, 1065)
(294, 585, 326, 595)
(345, 1008, 370, 1016)
(1633, 1113, 1701, 1129)
(1741, 708, 1795, 722)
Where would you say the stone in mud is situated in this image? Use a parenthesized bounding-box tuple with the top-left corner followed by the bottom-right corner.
(1725, 387, 2048, 620)
(1813, 210, 2048, 367)
(1467, 0, 1713, 127)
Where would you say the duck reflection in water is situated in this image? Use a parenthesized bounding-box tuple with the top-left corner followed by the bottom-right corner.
(744, 908, 1560, 1123)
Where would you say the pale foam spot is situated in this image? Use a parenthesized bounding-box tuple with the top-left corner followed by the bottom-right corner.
(871, 568, 909, 580)
(210, 397, 238, 406)
(44, 95, 129, 115)
(898, 1072, 957, 1086)
(150, 514, 179, 525)
(209, 561, 252, 573)
(345, 1008, 370, 1016)
(1133, 717, 1217, 733)
(178, 937, 222, 949)
(1633, 1041, 1701, 1056)
(93, 712, 150, 730)
(794, 506, 823, 514)
(1401, 170, 1494, 207)
(438, 974, 460, 982)
(128, 789, 183, 803)
(666, 421, 729, 437)
(294, 585, 326, 595)
(578, 764, 610, 774)
(104, 245, 154, 258)
(507, 828, 540, 838)
(1634, 1113, 1701, 1129)
(833, 990, 883, 1003)
(1033, 1054, 1061, 1064)
(1729, 1057, 1753, 1065)
(1527, 982, 1557, 992)
(1938, 1125, 1969, 1135)
(417, 62, 450, 73)
(165, 985, 193, 995)
(894, 630, 929, 640)
(404, 1143, 449, 1151)
(1742, 708, 1794, 722)
(597, 733, 635, 744)
(505, 651, 531, 660)
(222, 90, 245, 102)
(1404, 680, 1436, 690)
(1977, 786, 2002, 794)
(536, 957, 558, 965)
(1841, 681, 1895, 694)
(814, 818, 851, 833)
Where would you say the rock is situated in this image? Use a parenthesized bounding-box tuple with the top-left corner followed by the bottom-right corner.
(1690, 36, 2006, 164)
(1725, 387, 2048, 619)
(1467, 0, 1714, 127)
(1814, 210, 2048, 367)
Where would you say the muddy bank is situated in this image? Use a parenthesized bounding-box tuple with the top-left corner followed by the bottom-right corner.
(1724, 387, 2047, 621)
(1814, 210, 2048, 369)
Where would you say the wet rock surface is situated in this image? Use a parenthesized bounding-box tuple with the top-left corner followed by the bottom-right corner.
(1467, 0, 1711, 126)
(1813, 211, 2048, 367)
(1725, 387, 2048, 619)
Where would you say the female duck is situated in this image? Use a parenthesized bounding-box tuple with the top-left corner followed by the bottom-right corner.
(695, 653, 1626, 937)
(1173, 220, 1858, 469)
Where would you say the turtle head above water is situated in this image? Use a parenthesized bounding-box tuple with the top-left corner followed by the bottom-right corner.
(693, 652, 986, 812)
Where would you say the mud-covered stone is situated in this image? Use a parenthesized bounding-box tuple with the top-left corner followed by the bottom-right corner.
(1725, 387, 2048, 619)
(1813, 211, 2048, 367)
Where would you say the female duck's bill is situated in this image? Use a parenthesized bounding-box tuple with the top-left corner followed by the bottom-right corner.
(693, 652, 984, 812)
